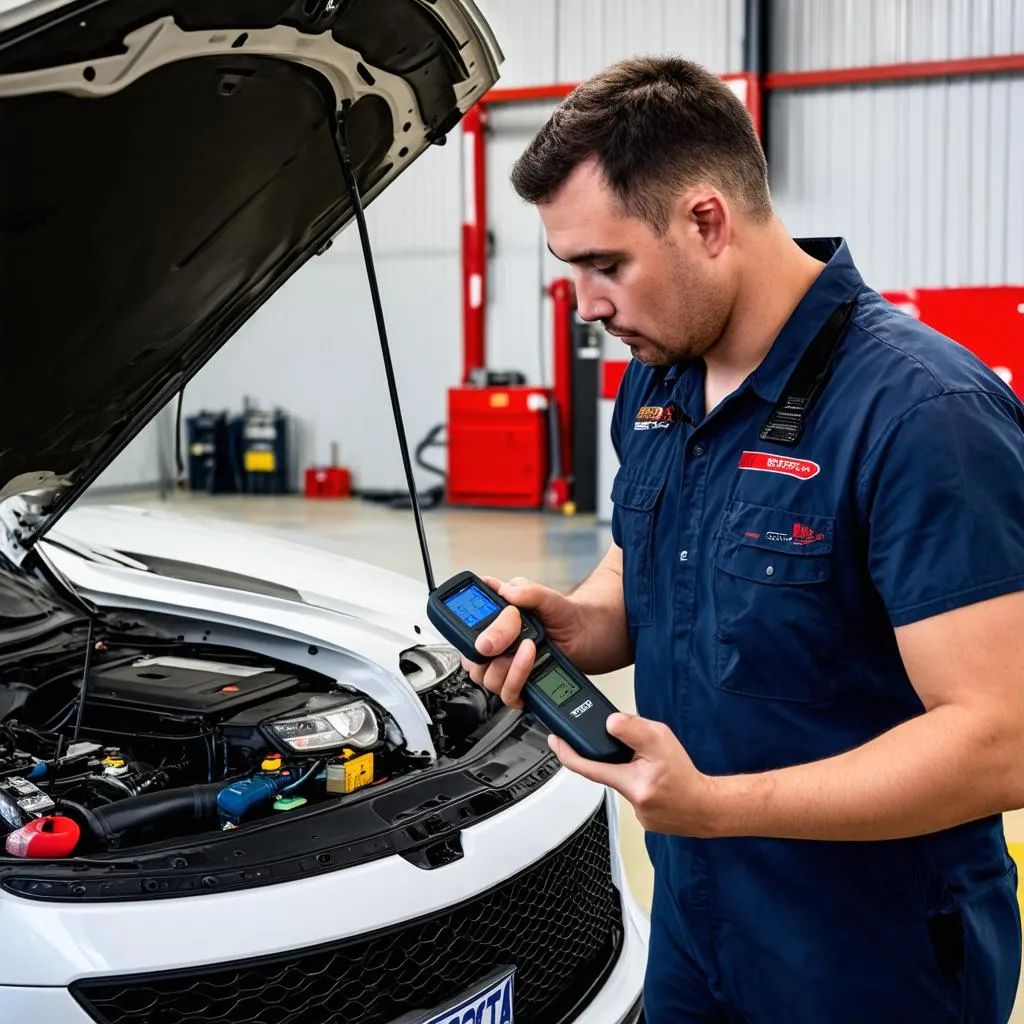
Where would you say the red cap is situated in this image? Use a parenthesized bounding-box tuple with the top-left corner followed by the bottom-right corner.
(5, 816, 81, 858)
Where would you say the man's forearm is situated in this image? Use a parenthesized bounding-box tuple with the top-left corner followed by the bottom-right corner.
(705, 703, 1024, 841)
(567, 550, 633, 676)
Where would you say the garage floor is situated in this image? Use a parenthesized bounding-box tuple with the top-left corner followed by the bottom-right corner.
(87, 490, 1024, 1016)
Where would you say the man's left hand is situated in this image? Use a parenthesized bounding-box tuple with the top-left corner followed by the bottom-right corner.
(549, 713, 719, 837)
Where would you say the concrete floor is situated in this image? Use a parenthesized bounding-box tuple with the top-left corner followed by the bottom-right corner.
(89, 490, 1024, 1016)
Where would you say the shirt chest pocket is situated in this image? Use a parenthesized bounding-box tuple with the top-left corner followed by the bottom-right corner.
(713, 500, 852, 701)
(611, 467, 667, 628)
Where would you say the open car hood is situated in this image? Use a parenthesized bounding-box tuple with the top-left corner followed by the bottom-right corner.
(0, 0, 500, 558)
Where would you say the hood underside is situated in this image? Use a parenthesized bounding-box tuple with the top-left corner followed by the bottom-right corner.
(0, 0, 500, 549)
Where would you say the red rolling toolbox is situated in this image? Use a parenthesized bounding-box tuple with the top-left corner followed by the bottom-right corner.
(446, 386, 550, 508)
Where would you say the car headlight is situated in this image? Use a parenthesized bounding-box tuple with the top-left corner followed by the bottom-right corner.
(266, 697, 381, 752)
(399, 644, 462, 693)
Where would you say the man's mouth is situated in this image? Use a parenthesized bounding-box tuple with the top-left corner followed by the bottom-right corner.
(604, 326, 640, 340)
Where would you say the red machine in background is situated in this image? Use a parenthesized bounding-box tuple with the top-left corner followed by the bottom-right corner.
(446, 384, 550, 509)
(446, 280, 586, 511)
(883, 287, 1023, 397)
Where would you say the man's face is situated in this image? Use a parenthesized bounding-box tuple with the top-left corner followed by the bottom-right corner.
(538, 158, 733, 367)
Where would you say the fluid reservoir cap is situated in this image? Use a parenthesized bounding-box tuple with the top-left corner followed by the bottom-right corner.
(273, 796, 307, 812)
(5, 816, 80, 858)
(261, 754, 283, 772)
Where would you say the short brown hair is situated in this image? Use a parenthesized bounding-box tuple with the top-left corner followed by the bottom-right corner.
(510, 56, 771, 229)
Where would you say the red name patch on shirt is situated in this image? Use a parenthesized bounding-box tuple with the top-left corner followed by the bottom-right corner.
(738, 451, 820, 480)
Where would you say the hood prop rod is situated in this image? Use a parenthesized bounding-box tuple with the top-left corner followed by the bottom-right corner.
(331, 113, 436, 594)
(71, 615, 96, 745)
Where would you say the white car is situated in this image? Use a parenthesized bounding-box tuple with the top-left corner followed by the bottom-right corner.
(0, 1, 648, 1022)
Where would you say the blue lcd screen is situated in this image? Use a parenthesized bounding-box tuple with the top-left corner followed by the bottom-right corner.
(444, 585, 500, 628)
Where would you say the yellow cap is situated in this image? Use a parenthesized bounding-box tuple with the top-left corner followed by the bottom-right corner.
(103, 756, 125, 768)
(261, 754, 283, 771)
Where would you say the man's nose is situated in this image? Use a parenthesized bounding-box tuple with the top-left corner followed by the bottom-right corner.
(574, 277, 615, 323)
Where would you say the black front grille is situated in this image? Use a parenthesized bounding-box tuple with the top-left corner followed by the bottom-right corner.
(72, 808, 623, 1024)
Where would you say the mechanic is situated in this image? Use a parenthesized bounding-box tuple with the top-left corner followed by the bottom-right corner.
(463, 57, 1024, 1022)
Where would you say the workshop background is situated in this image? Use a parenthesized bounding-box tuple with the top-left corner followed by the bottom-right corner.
(90, 0, 1024, 1010)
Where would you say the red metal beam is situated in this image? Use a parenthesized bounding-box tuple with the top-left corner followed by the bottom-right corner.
(484, 83, 577, 104)
(460, 103, 488, 384)
(765, 53, 1024, 90)
(549, 278, 575, 493)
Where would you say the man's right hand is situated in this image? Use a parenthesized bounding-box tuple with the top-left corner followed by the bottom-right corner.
(461, 576, 584, 709)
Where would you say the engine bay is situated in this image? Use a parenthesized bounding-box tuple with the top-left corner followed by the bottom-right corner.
(0, 636, 497, 860)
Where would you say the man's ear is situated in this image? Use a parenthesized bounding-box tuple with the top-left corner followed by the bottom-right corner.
(677, 191, 730, 258)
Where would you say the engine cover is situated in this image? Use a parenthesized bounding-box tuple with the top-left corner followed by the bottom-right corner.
(88, 656, 301, 717)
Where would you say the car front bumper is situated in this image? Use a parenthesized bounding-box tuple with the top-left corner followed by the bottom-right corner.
(0, 768, 647, 1021)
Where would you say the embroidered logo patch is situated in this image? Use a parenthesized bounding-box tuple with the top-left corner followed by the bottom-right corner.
(634, 403, 681, 431)
(738, 451, 820, 480)
(763, 522, 827, 546)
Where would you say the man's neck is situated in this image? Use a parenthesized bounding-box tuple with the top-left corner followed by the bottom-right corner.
(703, 225, 826, 411)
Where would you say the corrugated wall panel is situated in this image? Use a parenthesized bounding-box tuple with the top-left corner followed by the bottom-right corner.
(367, 135, 462, 256)
(662, 0, 743, 72)
(552, 0, 593, 82)
(769, 75, 1024, 291)
(1006, 75, 1024, 282)
(558, 0, 742, 81)
(908, 0, 950, 64)
(473, 0, 557, 87)
(772, 0, 1024, 70)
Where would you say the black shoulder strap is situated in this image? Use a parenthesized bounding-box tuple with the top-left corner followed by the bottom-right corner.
(759, 298, 857, 447)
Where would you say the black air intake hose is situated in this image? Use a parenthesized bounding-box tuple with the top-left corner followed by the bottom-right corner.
(62, 781, 225, 851)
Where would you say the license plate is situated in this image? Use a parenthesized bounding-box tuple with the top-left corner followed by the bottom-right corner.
(399, 968, 515, 1024)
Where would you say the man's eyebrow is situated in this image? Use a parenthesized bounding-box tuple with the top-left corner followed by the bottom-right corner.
(546, 243, 624, 265)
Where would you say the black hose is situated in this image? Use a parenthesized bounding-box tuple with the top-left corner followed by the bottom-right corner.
(360, 423, 447, 510)
(63, 781, 225, 850)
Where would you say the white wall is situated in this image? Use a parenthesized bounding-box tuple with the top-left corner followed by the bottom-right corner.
(770, 0, 1024, 69)
(770, 76, 1024, 290)
(768, 0, 1024, 291)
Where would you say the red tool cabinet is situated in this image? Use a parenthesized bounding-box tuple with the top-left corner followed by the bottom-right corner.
(446, 386, 550, 508)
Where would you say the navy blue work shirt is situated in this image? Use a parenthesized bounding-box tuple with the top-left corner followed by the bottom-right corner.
(610, 238, 1024, 1019)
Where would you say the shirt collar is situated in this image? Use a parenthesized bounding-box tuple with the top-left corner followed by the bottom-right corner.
(663, 237, 864, 398)
(748, 237, 865, 403)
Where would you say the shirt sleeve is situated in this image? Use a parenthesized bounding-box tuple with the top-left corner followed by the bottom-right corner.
(858, 389, 1024, 627)
(609, 363, 632, 549)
